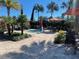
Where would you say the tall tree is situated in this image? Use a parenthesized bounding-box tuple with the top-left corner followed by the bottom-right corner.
(4, 0, 20, 16)
(3, 16, 14, 34)
(47, 1, 59, 18)
(21, 5, 23, 15)
(34, 3, 44, 20)
(18, 15, 27, 35)
(61, 0, 73, 15)
(11, 16, 17, 33)
(30, 6, 35, 22)
(0, 0, 20, 35)
(0, 0, 5, 6)
(30, 5, 36, 28)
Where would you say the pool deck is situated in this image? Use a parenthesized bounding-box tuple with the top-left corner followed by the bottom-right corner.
(0, 30, 58, 55)
(0, 30, 79, 59)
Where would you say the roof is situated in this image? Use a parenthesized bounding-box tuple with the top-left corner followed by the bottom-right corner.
(48, 18, 64, 22)
(64, 8, 79, 16)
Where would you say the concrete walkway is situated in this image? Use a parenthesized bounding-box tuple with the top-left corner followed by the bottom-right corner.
(0, 30, 79, 59)
(0, 30, 58, 55)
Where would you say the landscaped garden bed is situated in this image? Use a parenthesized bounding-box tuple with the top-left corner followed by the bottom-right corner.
(6, 32, 31, 41)
(54, 30, 66, 44)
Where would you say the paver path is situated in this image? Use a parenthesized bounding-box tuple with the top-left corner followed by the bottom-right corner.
(0, 30, 78, 59)
(0, 30, 58, 55)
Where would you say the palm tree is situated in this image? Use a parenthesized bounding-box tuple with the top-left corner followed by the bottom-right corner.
(5, 0, 20, 16)
(61, 0, 73, 17)
(30, 6, 36, 22)
(47, 2, 59, 18)
(21, 5, 23, 15)
(11, 16, 17, 33)
(18, 15, 27, 35)
(3, 16, 14, 34)
(30, 5, 36, 28)
(39, 16, 47, 32)
(34, 3, 44, 20)
(61, 0, 79, 33)
(0, 0, 20, 35)
(0, 0, 5, 6)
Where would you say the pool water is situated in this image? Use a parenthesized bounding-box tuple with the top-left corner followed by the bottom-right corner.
(28, 29, 42, 33)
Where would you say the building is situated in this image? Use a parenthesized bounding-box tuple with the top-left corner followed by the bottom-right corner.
(64, 0, 79, 33)
(48, 18, 64, 22)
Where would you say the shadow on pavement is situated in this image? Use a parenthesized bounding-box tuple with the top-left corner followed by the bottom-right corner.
(0, 34, 10, 41)
(0, 41, 79, 59)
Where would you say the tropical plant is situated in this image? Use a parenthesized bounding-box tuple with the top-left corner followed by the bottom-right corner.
(54, 30, 66, 44)
(11, 16, 17, 33)
(34, 3, 44, 20)
(39, 16, 47, 26)
(3, 16, 14, 35)
(18, 15, 27, 35)
(0, 0, 20, 35)
(0, 0, 5, 6)
(30, 5, 36, 21)
(30, 4, 44, 29)
(8, 32, 30, 41)
(0, 18, 5, 34)
(30, 6, 36, 28)
(20, 5, 23, 15)
(39, 16, 47, 20)
(61, 0, 73, 9)
(47, 1, 59, 18)
(1, 0, 20, 16)
(61, 0, 73, 18)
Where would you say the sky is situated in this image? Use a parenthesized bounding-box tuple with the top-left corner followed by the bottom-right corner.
(0, 0, 68, 21)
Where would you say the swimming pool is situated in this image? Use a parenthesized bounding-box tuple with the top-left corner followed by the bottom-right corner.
(28, 29, 42, 33)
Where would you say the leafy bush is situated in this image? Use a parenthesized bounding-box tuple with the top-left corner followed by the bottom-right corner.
(0, 28, 4, 34)
(8, 32, 31, 41)
(54, 30, 66, 44)
(11, 32, 21, 36)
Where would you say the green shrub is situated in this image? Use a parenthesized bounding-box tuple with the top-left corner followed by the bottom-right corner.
(0, 28, 4, 34)
(54, 31, 66, 44)
(11, 32, 21, 36)
(8, 32, 31, 41)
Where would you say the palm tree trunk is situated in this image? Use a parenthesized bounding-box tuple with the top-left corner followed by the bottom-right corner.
(30, 6, 35, 21)
(30, 6, 35, 28)
(7, 7, 11, 35)
(7, 7, 10, 16)
(11, 24, 14, 33)
(21, 24, 23, 35)
(51, 12, 53, 18)
(38, 11, 39, 20)
(7, 24, 11, 35)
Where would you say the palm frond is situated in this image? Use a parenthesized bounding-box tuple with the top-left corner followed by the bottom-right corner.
(34, 3, 44, 12)
(12, 2, 21, 10)
(47, 2, 59, 12)
(0, 0, 5, 6)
